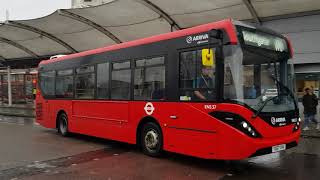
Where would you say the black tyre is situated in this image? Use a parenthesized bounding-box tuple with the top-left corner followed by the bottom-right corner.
(58, 113, 69, 137)
(141, 122, 163, 157)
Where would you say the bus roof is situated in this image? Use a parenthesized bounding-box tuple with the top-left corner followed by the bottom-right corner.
(40, 19, 238, 66)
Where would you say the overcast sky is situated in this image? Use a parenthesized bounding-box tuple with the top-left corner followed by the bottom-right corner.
(0, 0, 71, 22)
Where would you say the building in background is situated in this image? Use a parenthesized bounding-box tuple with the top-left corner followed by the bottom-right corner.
(72, 0, 114, 8)
(264, 14, 320, 100)
(0, 1, 319, 104)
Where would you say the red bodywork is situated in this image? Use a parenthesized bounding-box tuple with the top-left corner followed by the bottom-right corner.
(36, 19, 300, 160)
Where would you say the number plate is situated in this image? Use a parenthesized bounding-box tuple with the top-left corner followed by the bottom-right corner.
(272, 144, 286, 153)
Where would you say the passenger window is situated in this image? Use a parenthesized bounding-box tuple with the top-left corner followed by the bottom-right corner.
(180, 51, 196, 90)
(113, 61, 130, 70)
(75, 65, 95, 99)
(111, 61, 131, 100)
(39, 71, 55, 96)
(97, 63, 109, 99)
(179, 49, 216, 101)
(134, 56, 165, 100)
(76, 66, 94, 74)
(57, 69, 73, 76)
(56, 69, 74, 98)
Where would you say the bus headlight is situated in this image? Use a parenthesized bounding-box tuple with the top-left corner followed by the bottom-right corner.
(210, 111, 262, 138)
(242, 122, 248, 128)
(252, 132, 256, 137)
(293, 117, 301, 132)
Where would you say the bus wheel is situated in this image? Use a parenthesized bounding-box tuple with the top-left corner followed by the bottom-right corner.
(58, 113, 69, 137)
(141, 122, 163, 157)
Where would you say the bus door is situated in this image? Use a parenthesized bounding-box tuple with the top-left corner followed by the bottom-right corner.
(166, 30, 224, 156)
(166, 49, 218, 156)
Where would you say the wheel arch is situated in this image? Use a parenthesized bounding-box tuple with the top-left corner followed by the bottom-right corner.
(56, 109, 67, 129)
(136, 116, 162, 146)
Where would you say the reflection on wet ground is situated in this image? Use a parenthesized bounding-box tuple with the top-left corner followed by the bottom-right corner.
(0, 118, 107, 172)
(1, 146, 131, 180)
(221, 152, 320, 180)
(0, 116, 320, 180)
(6, 147, 319, 180)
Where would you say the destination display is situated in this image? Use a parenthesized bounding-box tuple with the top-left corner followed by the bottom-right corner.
(241, 30, 288, 53)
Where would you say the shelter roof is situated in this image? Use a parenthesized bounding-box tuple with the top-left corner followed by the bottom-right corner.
(0, 0, 319, 68)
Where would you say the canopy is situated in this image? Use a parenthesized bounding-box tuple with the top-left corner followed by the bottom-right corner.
(0, 0, 319, 68)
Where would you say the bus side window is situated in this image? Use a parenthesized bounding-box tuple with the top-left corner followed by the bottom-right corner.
(111, 61, 131, 100)
(179, 51, 196, 101)
(39, 71, 55, 97)
(75, 65, 95, 99)
(56, 69, 73, 98)
(134, 56, 166, 100)
(97, 63, 109, 99)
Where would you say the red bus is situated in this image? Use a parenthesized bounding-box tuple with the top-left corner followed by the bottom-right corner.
(36, 19, 300, 160)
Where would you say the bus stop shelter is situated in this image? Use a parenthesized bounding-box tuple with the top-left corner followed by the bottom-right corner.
(0, 0, 320, 105)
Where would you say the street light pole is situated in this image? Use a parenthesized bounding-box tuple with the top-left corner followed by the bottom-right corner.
(7, 66, 12, 106)
(5, 9, 9, 21)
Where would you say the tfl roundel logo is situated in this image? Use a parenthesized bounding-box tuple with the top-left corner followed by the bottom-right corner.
(144, 102, 155, 115)
(186, 36, 193, 44)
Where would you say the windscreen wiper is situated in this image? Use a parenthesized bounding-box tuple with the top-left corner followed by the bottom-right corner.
(270, 75, 299, 112)
(252, 95, 279, 119)
(252, 77, 297, 119)
(273, 62, 281, 97)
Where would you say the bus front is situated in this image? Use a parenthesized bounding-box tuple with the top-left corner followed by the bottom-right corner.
(211, 23, 300, 159)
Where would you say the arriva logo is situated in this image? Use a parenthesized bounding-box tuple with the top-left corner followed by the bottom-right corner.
(271, 117, 286, 125)
(186, 34, 209, 44)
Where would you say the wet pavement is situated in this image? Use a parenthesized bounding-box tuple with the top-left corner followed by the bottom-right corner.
(301, 125, 320, 138)
(0, 115, 106, 171)
(0, 116, 320, 180)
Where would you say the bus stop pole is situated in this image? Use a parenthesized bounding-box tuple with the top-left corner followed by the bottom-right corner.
(7, 66, 12, 106)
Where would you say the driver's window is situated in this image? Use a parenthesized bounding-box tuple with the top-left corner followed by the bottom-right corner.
(260, 63, 280, 97)
(179, 49, 216, 101)
(243, 65, 255, 99)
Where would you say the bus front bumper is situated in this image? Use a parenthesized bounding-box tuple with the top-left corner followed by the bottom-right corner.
(214, 129, 301, 160)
